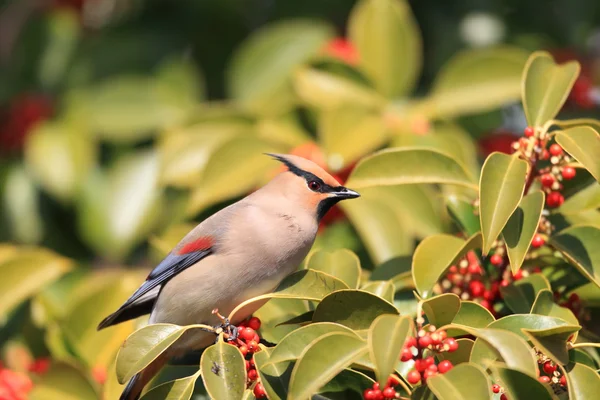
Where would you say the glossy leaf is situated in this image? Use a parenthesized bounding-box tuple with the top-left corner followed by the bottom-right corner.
(368, 315, 413, 387)
(306, 249, 361, 288)
(29, 362, 98, 400)
(370, 256, 413, 289)
(228, 269, 348, 321)
(412, 233, 482, 298)
(500, 273, 551, 314)
(437, 338, 474, 365)
(288, 332, 368, 400)
(446, 195, 480, 236)
(422, 294, 461, 327)
(254, 298, 310, 343)
(531, 289, 579, 326)
(479, 152, 528, 254)
(558, 183, 600, 215)
(253, 347, 291, 400)
(447, 301, 495, 336)
(555, 126, 600, 182)
(564, 362, 600, 400)
(312, 290, 398, 330)
(140, 373, 200, 400)
(3, 166, 43, 244)
(484, 314, 574, 341)
(427, 363, 492, 400)
(522, 51, 580, 127)
(227, 20, 333, 114)
(522, 325, 580, 365)
(348, 0, 421, 98)
(490, 365, 556, 400)
(0, 248, 72, 318)
(361, 281, 395, 303)
(503, 191, 545, 273)
(550, 225, 600, 288)
(346, 148, 477, 190)
(200, 338, 247, 400)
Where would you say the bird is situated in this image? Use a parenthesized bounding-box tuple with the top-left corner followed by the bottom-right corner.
(97, 153, 360, 400)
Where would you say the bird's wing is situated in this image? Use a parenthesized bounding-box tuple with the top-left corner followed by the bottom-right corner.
(97, 237, 213, 330)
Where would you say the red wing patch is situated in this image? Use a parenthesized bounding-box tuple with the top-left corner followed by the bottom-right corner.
(178, 236, 214, 255)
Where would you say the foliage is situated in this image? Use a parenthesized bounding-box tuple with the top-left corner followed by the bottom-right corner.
(2, 0, 600, 399)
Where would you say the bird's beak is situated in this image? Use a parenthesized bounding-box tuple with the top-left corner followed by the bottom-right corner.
(331, 186, 360, 199)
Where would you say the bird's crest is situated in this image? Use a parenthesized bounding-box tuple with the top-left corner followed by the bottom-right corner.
(265, 153, 341, 187)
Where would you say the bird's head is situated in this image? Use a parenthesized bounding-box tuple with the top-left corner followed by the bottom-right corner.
(266, 153, 360, 221)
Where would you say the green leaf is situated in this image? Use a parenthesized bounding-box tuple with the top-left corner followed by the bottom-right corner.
(254, 347, 292, 400)
(438, 338, 474, 365)
(531, 289, 579, 326)
(555, 126, 600, 183)
(228, 269, 348, 321)
(116, 324, 189, 384)
(77, 151, 163, 261)
(550, 225, 600, 288)
(484, 314, 574, 341)
(312, 290, 398, 330)
(200, 338, 247, 400)
(446, 195, 480, 236)
(522, 325, 581, 365)
(348, 0, 421, 98)
(503, 191, 545, 273)
(558, 183, 600, 215)
(29, 362, 98, 400)
(422, 46, 528, 118)
(0, 248, 72, 318)
(500, 273, 551, 314)
(370, 256, 413, 290)
(427, 363, 492, 400)
(319, 105, 387, 168)
(479, 152, 528, 254)
(227, 20, 333, 114)
(3, 166, 43, 244)
(490, 365, 556, 400)
(186, 136, 282, 216)
(254, 298, 310, 343)
(361, 281, 396, 303)
(346, 148, 477, 190)
(368, 315, 413, 387)
(140, 373, 199, 400)
(422, 294, 461, 327)
(288, 332, 368, 400)
(320, 369, 376, 395)
(564, 362, 600, 400)
(447, 301, 495, 336)
(455, 325, 538, 376)
(306, 249, 361, 288)
(412, 233, 482, 298)
(569, 348, 596, 369)
(38, 10, 79, 89)
(293, 67, 384, 110)
(522, 51, 580, 127)
(268, 323, 358, 365)
(25, 120, 96, 202)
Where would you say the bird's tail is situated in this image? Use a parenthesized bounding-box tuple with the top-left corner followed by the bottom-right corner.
(120, 351, 171, 400)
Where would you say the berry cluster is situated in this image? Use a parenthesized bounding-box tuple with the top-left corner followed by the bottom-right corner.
(362, 376, 401, 400)
(400, 326, 457, 385)
(0, 366, 32, 400)
(226, 316, 266, 398)
(536, 352, 568, 395)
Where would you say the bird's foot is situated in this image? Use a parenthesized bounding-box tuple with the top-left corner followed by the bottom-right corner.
(211, 308, 239, 343)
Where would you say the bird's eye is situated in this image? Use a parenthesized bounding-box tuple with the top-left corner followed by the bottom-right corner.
(308, 181, 321, 191)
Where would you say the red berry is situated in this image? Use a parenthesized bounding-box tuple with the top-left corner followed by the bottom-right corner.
(407, 369, 421, 384)
(438, 330, 447, 341)
(438, 360, 453, 374)
(253, 382, 266, 398)
(524, 127, 535, 137)
(414, 359, 425, 372)
(423, 369, 437, 381)
(539, 376, 551, 383)
(443, 338, 459, 352)
(546, 191, 564, 208)
(500, 394, 508, 400)
(253, 333, 261, 343)
(246, 360, 251, 370)
(405, 336, 417, 348)
(427, 364, 438, 373)
(423, 356, 435, 368)
(240, 327, 256, 341)
(562, 166, 576, 180)
(560, 375, 567, 386)
(387, 376, 398, 387)
(540, 174, 554, 187)
(371, 389, 383, 400)
(492, 384, 501, 393)
(513, 270, 523, 280)
(323, 38, 359, 65)
(543, 361, 556, 374)
(247, 340, 259, 352)
(479, 299, 492, 311)
(490, 254, 503, 267)
(500, 279, 510, 287)
(449, 265, 458, 273)
(571, 76, 595, 108)
(468, 263, 482, 274)
(549, 144, 563, 156)
(469, 280, 485, 298)
(418, 335, 433, 348)
(383, 387, 396, 399)
(248, 317, 261, 331)
(400, 347, 413, 362)
(541, 149, 550, 160)
(430, 332, 442, 345)
(364, 389, 376, 400)
(239, 345, 249, 356)
(248, 368, 258, 380)
(531, 234, 545, 248)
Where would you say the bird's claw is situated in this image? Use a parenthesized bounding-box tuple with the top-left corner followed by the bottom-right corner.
(211, 308, 238, 342)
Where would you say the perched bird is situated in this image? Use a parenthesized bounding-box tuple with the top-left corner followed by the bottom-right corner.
(97, 153, 360, 400)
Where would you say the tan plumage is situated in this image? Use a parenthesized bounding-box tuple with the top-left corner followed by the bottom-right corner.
(98, 153, 360, 399)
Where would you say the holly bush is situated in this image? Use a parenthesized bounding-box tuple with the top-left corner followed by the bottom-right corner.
(2, 0, 600, 399)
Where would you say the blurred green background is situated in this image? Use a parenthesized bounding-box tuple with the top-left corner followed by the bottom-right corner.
(1, 0, 600, 398)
